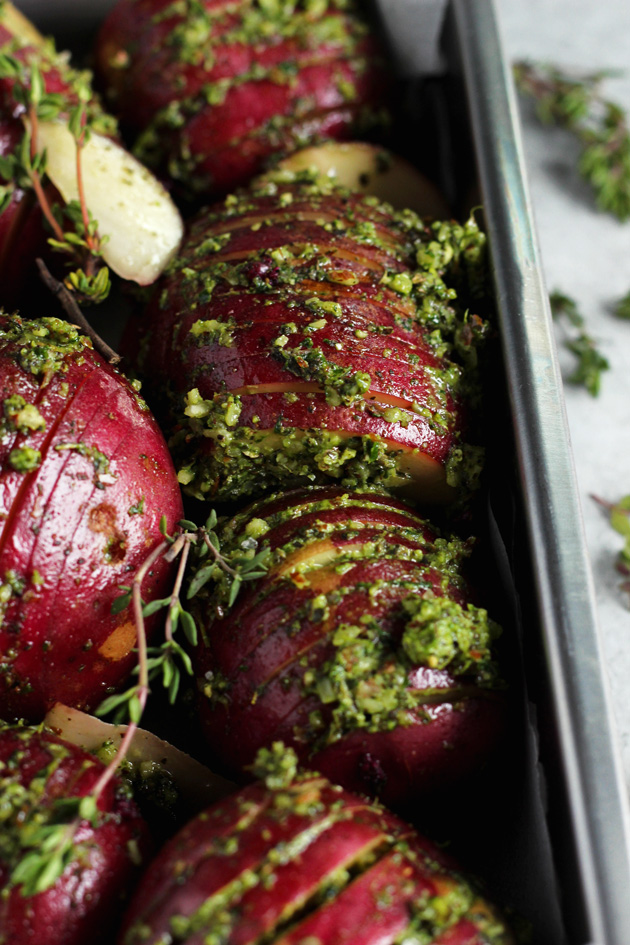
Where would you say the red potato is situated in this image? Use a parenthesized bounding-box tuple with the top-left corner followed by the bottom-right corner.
(0, 313, 183, 721)
(0, 721, 150, 945)
(94, 0, 390, 198)
(133, 177, 486, 504)
(192, 487, 506, 808)
(119, 755, 514, 945)
(0, 2, 183, 307)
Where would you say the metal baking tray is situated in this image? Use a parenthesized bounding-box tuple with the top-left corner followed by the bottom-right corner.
(445, 2, 630, 943)
(13, 1, 630, 942)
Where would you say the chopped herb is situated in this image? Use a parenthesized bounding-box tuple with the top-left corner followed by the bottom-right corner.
(8, 446, 41, 472)
(128, 497, 146, 516)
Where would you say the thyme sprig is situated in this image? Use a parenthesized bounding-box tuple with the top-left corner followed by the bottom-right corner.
(8, 793, 100, 898)
(0, 47, 112, 303)
(591, 494, 630, 602)
(549, 290, 609, 395)
(514, 61, 630, 221)
(98, 510, 270, 723)
(8, 507, 270, 899)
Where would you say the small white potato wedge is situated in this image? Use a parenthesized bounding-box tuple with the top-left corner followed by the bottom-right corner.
(0, 1, 45, 48)
(34, 119, 183, 285)
(275, 141, 450, 218)
(44, 703, 234, 814)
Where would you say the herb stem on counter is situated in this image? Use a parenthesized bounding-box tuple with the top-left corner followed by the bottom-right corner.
(514, 60, 630, 221)
(549, 290, 609, 396)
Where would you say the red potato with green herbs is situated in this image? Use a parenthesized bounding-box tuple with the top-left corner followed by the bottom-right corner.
(0, 313, 183, 721)
(191, 487, 506, 808)
(132, 176, 486, 504)
(0, 2, 183, 307)
(94, 0, 389, 199)
(119, 747, 514, 945)
(0, 720, 150, 945)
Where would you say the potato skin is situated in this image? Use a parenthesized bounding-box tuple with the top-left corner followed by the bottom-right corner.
(132, 179, 484, 504)
(118, 765, 514, 945)
(0, 314, 183, 721)
(0, 722, 150, 945)
(95, 0, 389, 197)
(192, 487, 506, 809)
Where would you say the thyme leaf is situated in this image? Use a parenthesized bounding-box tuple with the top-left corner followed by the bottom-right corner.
(549, 290, 609, 396)
(592, 494, 630, 602)
(101, 512, 271, 723)
(0, 38, 114, 303)
(514, 61, 630, 221)
(613, 289, 630, 320)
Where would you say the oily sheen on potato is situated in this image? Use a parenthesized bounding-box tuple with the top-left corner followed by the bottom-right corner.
(94, 0, 389, 198)
(0, 314, 183, 720)
(118, 750, 515, 945)
(133, 175, 487, 505)
(192, 487, 506, 808)
(0, 721, 149, 945)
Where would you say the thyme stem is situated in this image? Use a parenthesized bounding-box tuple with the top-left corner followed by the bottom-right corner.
(27, 107, 67, 245)
(202, 531, 239, 578)
(164, 537, 192, 645)
(36, 258, 121, 365)
(89, 540, 168, 801)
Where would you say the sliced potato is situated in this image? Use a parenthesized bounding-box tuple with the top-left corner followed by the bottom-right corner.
(44, 703, 234, 814)
(0, 1, 45, 47)
(34, 119, 183, 285)
(274, 141, 450, 217)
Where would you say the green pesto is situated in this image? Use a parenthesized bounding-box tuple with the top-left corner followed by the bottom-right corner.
(167, 181, 485, 365)
(134, 1, 378, 192)
(444, 443, 485, 493)
(8, 446, 41, 472)
(196, 494, 501, 743)
(0, 569, 27, 628)
(219, 488, 423, 543)
(272, 340, 372, 407)
(1, 395, 46, 437)
(174, 391, 413, 502)
(54, 442, 113, 488)
(189, 316, 237, 348)
(298, 600, 497, 747)
(108, 750, 180, 821)
(401, 595, 501, 684)
(160, 179, 489, 504)
(0, 317, 87, 381)
(0, 724, 106, 895)
(225, 523, 467, 595)
(166, 803, 350, 942)
(399, 883, 512, 944)
(250, 742, 299, 790)
(398, 885, 476, 944)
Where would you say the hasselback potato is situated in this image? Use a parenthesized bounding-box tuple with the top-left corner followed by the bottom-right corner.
(192, 486, 506, 808)
(133, 174, 487, 505)
(119, 747, 514, 945)
(95, 0, 389, 198)
(0, 721, 149, 945)
(0, 314, 183, 720)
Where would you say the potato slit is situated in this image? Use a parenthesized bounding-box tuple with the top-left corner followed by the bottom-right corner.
(168, 811, 394, 945)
